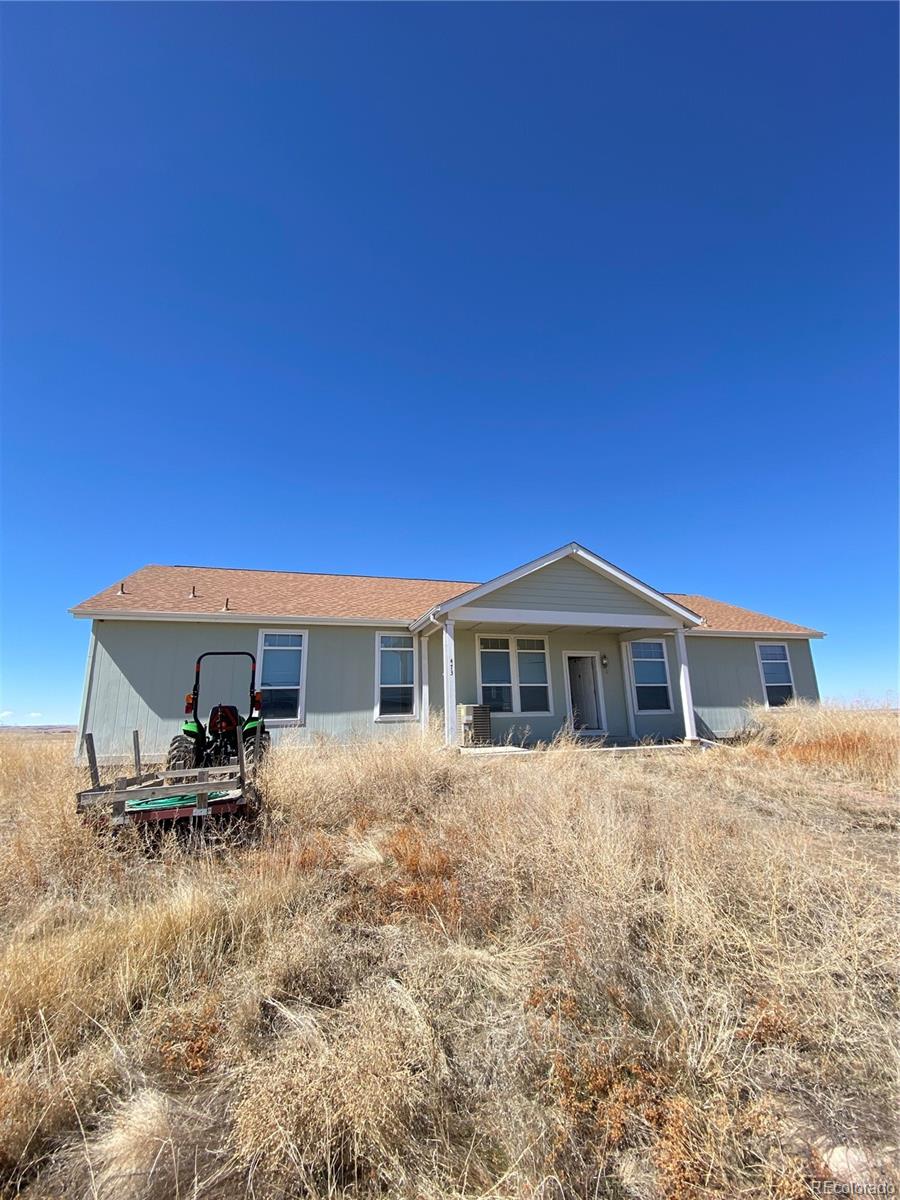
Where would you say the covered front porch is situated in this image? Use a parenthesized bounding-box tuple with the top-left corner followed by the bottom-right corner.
(416, 610, 699, 747)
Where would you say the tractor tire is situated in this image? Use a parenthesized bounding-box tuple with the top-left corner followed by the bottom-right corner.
(244, 729, 271, 768)
(166, 734, 198, 772)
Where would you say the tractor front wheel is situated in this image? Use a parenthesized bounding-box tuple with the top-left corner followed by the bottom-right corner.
(166, 734, 197, 772)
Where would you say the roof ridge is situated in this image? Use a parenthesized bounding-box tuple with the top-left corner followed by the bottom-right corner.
(152, 564, 482, 586)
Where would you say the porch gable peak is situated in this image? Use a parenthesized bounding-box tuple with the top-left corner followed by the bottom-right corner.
(410, 543, 702, 632)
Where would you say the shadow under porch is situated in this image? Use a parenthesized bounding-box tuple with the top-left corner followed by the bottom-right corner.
(419, 615, 698, 747)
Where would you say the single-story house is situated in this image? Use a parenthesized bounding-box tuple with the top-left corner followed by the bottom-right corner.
(71, 542, 824, 759)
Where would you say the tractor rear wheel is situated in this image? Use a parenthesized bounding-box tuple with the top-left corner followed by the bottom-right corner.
(244, 729, 271, 768)
(166, 734, 197, 772)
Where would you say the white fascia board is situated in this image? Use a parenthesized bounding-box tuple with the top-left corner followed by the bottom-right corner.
(70, 609, 411, 628)
(684, 629, 825, 640)
(567, 546, 702, 624)
(429, 543, 575, 613)
(451, 606, 681, 629)
(409, 609, 444, 634)
(425, 542, 702, 626)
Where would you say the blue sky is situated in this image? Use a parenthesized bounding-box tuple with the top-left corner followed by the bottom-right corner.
(1, 2, 896, 723)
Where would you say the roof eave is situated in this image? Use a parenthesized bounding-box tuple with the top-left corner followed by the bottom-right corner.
(409, 608, 443, 633)
(685, 628, 825, 639)
(70, 608, 412, 627)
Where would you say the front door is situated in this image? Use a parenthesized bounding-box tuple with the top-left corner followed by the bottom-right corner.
(565, 654, 603, 732)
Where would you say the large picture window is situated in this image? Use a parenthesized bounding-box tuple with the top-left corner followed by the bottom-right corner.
(377, 633, 416, 719)
(478, 636, 551, 714)
(757, 643, 794, 707)
(629, 640, 672, 712)
(257, 630, 307, 722)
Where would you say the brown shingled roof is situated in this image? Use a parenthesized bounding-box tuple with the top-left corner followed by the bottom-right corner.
(71, 565, 823, 636)
(668, 594, 823, 637)
(71, 564, 479, 622)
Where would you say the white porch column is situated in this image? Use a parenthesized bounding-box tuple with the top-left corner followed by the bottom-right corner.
(419, 632, 429, 731)
(619, 640, 637, 740)
(442, 620, 457, 746)
(673, 628, 699, 742)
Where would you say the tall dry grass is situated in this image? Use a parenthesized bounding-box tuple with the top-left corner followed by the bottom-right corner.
(0, 706, 896, 1199)
(742, 701, 899, 791)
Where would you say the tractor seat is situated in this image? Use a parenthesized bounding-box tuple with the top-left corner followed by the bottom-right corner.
(208, 704, 240, 734)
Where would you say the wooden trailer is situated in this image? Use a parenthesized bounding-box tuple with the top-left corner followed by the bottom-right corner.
(76, 727, 261, 826)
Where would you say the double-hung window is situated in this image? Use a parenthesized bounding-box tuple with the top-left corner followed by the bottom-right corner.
(478, 636, 551, 714)
(757, 643, 794, 707)
(517, 638, 551, 713)
(629, 640, 672, 712)
(257, 631, 307, 722)
(377, 633, 416, 719)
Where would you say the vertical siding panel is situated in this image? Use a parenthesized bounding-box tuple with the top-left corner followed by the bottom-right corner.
(481, 558, 666, 616)
(685, 636, 819, 737)
(79, 620, 815, 756)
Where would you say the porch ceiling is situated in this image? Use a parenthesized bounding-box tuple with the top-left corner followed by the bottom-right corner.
(442, 603, 686, 633)
(450, 618, 678, 636)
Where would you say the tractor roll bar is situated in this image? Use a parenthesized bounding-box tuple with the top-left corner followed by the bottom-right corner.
(190, 651, 258, 719)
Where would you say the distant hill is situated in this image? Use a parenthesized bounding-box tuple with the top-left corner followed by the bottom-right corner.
(0, 725, 76, 735)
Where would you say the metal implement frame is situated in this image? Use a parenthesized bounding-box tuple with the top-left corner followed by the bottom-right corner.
(77, 727, 261, 826)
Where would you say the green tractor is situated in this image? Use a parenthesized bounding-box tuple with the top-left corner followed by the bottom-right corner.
(166, 651, 271, 771)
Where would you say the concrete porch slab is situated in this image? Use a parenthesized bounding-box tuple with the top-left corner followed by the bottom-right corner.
(456, 740, 695, 758)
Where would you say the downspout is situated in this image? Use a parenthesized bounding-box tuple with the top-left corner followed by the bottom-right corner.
(411, 607, 444, 637)
(411, 610, 444, 733)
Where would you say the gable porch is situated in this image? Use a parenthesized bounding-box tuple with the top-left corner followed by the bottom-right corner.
(418, 609, 698, 747)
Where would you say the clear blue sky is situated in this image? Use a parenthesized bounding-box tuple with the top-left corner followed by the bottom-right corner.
(1, 2, 897, 723)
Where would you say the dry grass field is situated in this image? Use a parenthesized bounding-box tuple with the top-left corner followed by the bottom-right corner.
(0, 704, 896, 1199)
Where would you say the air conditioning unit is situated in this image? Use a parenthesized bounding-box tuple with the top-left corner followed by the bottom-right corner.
(457, 704, 492, 746)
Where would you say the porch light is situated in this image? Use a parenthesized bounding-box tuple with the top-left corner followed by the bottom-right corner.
(600, 655, 608, 669)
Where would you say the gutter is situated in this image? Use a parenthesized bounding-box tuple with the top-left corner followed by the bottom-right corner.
(684, 628, 825, 640)
(69, 609, 412, 628)
(409, 608, 444, 635)
(72, 609, 824, 640)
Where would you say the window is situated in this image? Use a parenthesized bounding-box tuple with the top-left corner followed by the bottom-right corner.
(479, 637, 513, 712)
(478, 636, 551, 714)
(377, 633, 416, 719)
(257, 631, 307, 722)
(757, 643, 794, 707)
(517, 638, 550, 713)
(629, 640, 672, 712)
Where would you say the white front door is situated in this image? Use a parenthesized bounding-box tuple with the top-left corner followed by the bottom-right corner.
(563, 652, 605, 734)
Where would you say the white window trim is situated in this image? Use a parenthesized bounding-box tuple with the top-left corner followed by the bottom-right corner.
(561, 650, 607, 734)
(374, 630, 419, 723)
(626, 637, 674, 715)
(256, 628, 309, 726)
(475, 635, 554, 716)
(755, 642, 795, 708)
